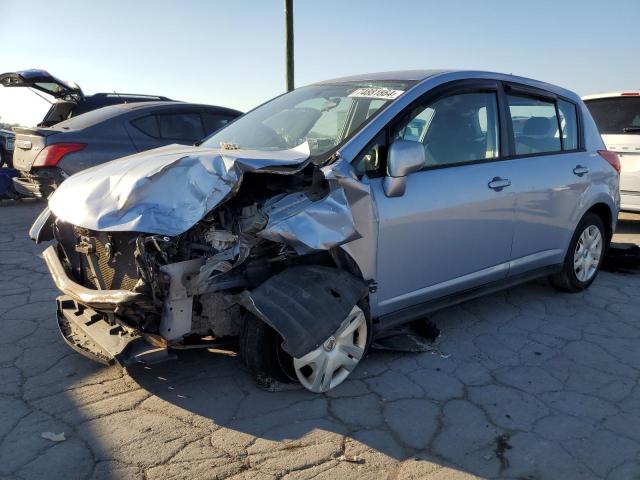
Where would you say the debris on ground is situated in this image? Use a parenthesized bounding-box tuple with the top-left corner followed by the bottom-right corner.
(41, 432, 66, 442)
(494, 434, 512, 468)
(255, 375, 300, 392)
(337, 454, 365, 464)
(603, 242, 640, 272)
(372, 319, 440, 352)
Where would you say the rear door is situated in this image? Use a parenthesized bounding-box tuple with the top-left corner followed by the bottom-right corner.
(368, 81, 516, 316)
(127, 109, 206, 151)
(502, 84, 590, 275)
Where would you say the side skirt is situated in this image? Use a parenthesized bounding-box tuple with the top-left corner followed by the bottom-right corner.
(375, 264, 562, 333)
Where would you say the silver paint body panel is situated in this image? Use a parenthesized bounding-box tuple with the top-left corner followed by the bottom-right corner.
(46, 70, 620, 323)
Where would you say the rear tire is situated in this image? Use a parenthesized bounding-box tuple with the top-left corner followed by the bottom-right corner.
(551, 212, 606, 292)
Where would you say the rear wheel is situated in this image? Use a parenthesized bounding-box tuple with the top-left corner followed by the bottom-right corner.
(239, 304, 371, 392)
(551, 212, 606, 292)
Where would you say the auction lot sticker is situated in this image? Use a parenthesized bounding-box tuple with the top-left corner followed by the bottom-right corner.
(349, 88, 404, 100)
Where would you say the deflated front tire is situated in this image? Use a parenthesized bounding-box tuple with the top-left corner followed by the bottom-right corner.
(239, 304, 371, 393)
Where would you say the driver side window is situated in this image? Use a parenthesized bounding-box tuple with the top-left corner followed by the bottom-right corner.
(394, 92, 500, 167)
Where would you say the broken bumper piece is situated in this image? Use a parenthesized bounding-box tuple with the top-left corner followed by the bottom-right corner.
(42, 245, 143, 311)
(57, 296, 168, 366)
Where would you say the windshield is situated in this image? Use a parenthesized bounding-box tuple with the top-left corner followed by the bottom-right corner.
(585, 97, 640, 134)
(202, 81, 414, 157)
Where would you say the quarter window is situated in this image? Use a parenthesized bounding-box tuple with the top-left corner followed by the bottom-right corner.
(558, 100, 579, 150)
(131, 115, 159, 137)
(507, 95, 561, 155)
(394, 92, 500, 167)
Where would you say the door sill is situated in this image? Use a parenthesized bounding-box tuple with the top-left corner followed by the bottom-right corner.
(376, 264, 562, 333)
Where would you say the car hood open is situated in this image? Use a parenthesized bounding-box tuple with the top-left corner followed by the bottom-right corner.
(0, 69, 83, 99)
(48, 143, 312, 236)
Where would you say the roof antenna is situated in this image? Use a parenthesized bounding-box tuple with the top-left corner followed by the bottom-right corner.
(114, 90, 127, 103)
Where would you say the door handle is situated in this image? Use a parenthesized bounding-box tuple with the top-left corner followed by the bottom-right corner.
(573, 165, 590, 176)
(488, 177, 511, 191)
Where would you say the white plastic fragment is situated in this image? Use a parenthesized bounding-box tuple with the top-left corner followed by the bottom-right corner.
(41, 432, 66, 442)
(337, 454, 365, 464)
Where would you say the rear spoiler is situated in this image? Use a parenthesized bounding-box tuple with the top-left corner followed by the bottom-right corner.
(12, 126, 60, 137)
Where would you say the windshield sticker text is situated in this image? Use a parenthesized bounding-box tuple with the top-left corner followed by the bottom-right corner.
(348, 88, 404, 100)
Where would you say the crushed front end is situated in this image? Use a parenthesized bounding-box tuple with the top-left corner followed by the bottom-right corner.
(34, 144, 374, 369)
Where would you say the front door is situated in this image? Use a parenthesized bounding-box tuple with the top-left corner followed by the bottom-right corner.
(369, 86, 516, 316)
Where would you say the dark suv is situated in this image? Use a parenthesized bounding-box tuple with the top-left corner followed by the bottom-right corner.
(12, 101, 242, 197)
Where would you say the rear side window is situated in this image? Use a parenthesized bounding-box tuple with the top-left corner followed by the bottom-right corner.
(158, 113, 205, 142)
(507, 95, 560, 155)
(131, 115, 159, 137)
(558, 100, 579, 150)
(202, 112, 234, 135)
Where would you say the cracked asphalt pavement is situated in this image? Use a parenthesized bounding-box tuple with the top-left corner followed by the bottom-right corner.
(1, 201, 640, 480)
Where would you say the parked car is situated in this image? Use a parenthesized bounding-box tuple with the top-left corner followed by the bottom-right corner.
(583, 92, 640, 212)
(31, 70, 619, 393)
(0, 69, 175, 177)
(12, 101, 242, 197)
(0, 128, 14, 167)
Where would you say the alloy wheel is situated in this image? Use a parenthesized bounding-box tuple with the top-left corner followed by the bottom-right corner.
(573, 225, 602, 282)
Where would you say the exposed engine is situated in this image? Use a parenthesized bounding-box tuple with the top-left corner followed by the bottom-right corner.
(52, 167, 336, 341)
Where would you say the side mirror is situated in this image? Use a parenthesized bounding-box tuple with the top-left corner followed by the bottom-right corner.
(383, 140, 425, 197)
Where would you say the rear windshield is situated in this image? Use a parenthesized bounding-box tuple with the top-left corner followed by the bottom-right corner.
(585, 97, 640, 134)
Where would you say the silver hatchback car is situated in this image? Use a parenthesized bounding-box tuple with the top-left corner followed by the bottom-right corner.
(32, 70, 620, 392)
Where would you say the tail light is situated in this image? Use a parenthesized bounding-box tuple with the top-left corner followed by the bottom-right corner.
(32, 143, 86, 168)
(598, 149, 621, 174)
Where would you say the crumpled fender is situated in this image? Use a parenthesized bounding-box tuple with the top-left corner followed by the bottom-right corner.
(237, 265, 368, 358)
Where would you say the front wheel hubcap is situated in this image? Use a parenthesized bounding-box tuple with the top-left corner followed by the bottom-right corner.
(573, 225, 602, 282)
(293, 305, 367, 393)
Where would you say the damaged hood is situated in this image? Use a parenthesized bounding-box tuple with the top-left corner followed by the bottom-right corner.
(48, 143, 311, 236)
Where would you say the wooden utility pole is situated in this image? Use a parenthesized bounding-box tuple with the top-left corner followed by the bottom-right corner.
(285, 0, 294, 91)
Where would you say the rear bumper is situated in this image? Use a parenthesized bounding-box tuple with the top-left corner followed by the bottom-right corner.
(57, 296, 167, 366)
(620, 191, 640, 213)
(42, 245, 144, 311)
(12, 168, 64, 198)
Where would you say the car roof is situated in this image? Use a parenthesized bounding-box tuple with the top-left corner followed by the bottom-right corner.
(312, 70, 580, 101)
(313, 69, 453, 84)
(582, 91, 640, 101)
(50, 102, 242, 131)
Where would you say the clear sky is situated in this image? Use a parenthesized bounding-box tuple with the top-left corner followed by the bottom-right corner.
(1, 0, 638, 126)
